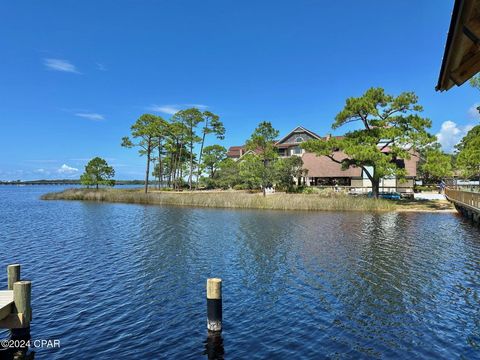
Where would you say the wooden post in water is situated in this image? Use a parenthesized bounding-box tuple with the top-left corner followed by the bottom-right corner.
(206, 278, 222, 333)
(13, 281, 32, 328)
(7, 264, 20, 290)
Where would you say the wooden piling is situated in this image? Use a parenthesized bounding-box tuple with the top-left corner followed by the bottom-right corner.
(206, 278, 222, 333)
(7, 264, 20, 291)
(13, 281, 32, 327)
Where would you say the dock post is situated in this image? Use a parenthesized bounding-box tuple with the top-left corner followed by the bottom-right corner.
(206, 278, 222, 333)
(13, 281, 32, 328)
(7, 264, 20, 290)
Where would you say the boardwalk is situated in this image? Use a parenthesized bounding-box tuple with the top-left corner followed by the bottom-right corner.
(445, 188, 480, 224)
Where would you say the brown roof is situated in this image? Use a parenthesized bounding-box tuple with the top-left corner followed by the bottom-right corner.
(437, 0, 480, 91)
(301, 152, 362, 178)
(226, 146, 245, 158)
(302, 151, 418, 178)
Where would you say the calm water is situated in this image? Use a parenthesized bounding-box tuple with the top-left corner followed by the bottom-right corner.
(0, 186, 479, 359)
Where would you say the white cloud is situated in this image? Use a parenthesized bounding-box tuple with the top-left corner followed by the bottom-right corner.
(34, 168, 52, 176)
(467, 103, 480, 120)
(44, 58, 80, 73)
(57, 164, 79, 174)
(147, 104, 209, 115)
(74, 112, 105, 121)
(147, 104, 180, 115)
(436, 121, 473, 153)
(186, 103, 208, 110)
(96, 62, 107, 71)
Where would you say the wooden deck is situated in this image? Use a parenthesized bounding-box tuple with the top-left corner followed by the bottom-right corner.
(0, 290, 14, 321)
(445, 188, 480, 223)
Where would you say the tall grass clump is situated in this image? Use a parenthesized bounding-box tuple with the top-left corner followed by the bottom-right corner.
(41, 188, 396, 212)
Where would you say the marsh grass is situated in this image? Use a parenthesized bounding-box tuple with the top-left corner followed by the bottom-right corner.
(41, 188, 396, 212)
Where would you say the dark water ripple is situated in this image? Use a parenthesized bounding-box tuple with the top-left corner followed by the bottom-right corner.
(0, 186, 479, 359)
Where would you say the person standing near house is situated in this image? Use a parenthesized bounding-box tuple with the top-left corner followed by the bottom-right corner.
(439, 180, 446, 194)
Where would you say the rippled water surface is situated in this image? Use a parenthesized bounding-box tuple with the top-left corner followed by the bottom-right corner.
(1, 186, 479, 359)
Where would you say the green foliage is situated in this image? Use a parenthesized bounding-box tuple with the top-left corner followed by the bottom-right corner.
(202, 145, 227, 178)
(122, 113, 165, 192)
(302, 87, 435, 197)
(172, 108, 203, 189)
(245, 121, 279, 161)
(212, 158, 241, 189)
(419, 147, 453, 182)
(121, 110, 217, 191)
(274, 156, 306, 191)
(195, 111, 225, 189)
(456, 125, 480, 179)
(245, 122, 280, 194)
(455, 125, 480, 152)
(469, 74, 480, 90)
(238, 154, 266, 189)
(80, 157, 115, 189)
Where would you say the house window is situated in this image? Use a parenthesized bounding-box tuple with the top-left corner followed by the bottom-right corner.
(293, 146, 302, 155)
(295, 136, 304, 143)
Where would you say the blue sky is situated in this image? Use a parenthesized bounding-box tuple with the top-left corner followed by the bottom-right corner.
(0, 0, 478, 180)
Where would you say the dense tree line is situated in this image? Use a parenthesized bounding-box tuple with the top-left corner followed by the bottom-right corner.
(200, 122, 307, 194)
(121, 108, 225, 193)
(82, 89, 480, 195)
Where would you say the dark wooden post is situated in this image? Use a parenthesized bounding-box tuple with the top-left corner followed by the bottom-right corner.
(206, 278, 222, 333)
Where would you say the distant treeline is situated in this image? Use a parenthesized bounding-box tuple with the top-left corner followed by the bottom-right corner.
(0, 179, 146, 185)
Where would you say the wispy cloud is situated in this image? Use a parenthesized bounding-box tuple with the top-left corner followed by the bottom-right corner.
(96, 62, 107, 71)
(436, 120, 474, 153)
(147, 105, 180, 115)
(57, 164, 79, 174)
(44, 58, 80, 73)
(74, 112, 105, 121)
(186, 104, 208, 110)
(25, 159, 58, 163)
(34, 168, 51, 175)
(467, 103, 480, 120)
(147, 103, 209, 115)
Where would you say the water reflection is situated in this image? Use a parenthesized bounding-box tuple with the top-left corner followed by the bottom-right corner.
(203, 333, 224, 360)
(1, 186, 480, 358)
(0, 328, 35, 360)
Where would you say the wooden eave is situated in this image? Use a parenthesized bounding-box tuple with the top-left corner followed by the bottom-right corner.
(437, 0, 480, 91)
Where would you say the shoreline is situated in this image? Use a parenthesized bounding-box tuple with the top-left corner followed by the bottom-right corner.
(41, 188, 456, 213)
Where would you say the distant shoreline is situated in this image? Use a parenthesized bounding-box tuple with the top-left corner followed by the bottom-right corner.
(0, 180, 146, 186)
(40, 188, 455, 213)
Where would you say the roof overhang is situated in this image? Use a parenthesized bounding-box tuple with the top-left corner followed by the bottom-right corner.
(437, 0, 480, 91)
(275, 126, 322, 145)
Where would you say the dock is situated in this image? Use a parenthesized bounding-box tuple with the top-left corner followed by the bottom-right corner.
(0, 264, 32, 330)
(445, 188, 480, 224)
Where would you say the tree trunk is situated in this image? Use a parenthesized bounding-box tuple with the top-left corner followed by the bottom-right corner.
(158, 139, 163, 189)
(372, 178, 380, 199)
(168, 153, 174, 188)
(362, 166, 380, 199)
(189, 138, 193, 190)
(96, 183, 99, 190)
(172, 140, 180, 190)
(144, 141, 151, 194)
(195, 119, 209, 190)
(177, 141, 184, 190)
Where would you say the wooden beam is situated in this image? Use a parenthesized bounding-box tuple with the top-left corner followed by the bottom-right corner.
(0, 304, 11, 321)
(450, 50, 480, 85)
(0, 313, 26, 329)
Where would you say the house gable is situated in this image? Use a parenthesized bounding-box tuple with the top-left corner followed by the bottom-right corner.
(276, 126, 322, 145)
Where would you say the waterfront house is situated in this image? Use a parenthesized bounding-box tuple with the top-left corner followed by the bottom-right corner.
(227, 126, 418, 193)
